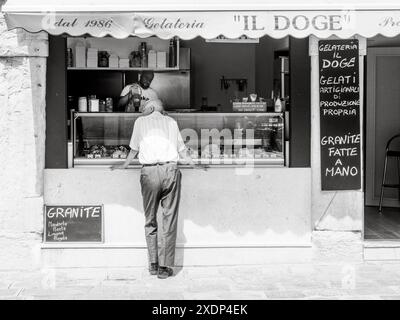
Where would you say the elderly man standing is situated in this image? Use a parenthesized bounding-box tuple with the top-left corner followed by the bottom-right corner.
(112, 99, 194, 279)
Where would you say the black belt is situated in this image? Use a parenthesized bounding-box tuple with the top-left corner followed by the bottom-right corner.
(142, 162, 176, 167)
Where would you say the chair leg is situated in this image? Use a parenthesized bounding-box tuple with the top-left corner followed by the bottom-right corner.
(397, 157, 400, 201)
(379, 153, 389, 213)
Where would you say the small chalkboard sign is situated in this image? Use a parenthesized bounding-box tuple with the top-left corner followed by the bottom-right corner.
(319, 39, 361, 190)
(44, 205, 104, 242)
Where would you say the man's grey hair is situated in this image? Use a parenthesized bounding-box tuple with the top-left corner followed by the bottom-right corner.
(142, 99, 165, 114)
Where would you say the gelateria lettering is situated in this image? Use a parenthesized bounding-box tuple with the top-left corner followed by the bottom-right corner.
(322, 108, 357, 116)
(319, 43, 358, 52)
(274, 15, 343, 31)
(321, 134, 360, 146)
(320, 100, 360, 107)
(47, 206, 101, 219)
(54, 18, 78, 28)
(240, 15, 265, 31)
(47, 231, 67, 241)
(53, 17, 114, 29)
(327, 147, 358, 157)
(320, 86, 359, 94)
(318, 39, 361, 189)
(320, 75, 356, 85)
(321, 57, 356, 69)
(325, 166, 358, 177)
(48, 221, 68, 229)
(143, 18, 204, 30)
(44, 205, 102, 242)
(379, 17, 400, 27)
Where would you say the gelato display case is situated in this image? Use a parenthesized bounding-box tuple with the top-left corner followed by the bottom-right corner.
(72, 112, 285, 166)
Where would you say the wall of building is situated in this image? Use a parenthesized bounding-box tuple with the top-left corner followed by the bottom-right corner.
(46, 36, 68, 168)
(43, 167, 312, 266)
(255, 37, 289, 100)
(0, 14, 48, 270)
(289, 38, 311, 168)
(182, 38, 256, 111)
(183, 37, 289, 112)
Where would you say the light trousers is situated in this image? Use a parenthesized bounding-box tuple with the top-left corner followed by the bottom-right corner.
(140, 163, 181, 267)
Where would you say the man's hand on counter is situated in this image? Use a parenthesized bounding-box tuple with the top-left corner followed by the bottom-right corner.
(194, 163, 209, 171)
(110, 164, 128, 170)
(178, 161, 209, 171)
(110, 150, 138, 170)
(177, 149, 208, 171)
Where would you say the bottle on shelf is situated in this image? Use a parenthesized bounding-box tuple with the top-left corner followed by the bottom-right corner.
(105, 97, 113, 112)
(281, 97, 286, 112)
(168, 38, 176, 68)
(129, 51, 141, 67)
(265, 90, 275, 112)
(274, 92, 283, 113)
(67, 48, 73, 67)
(99, 100, 106, 112)
(140, 42, 148, 68)
(98, 51, 109, 68)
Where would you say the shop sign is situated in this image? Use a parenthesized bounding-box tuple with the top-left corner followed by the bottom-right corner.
(44, 205, 104, 242)
(5, 10, 400, 39)
(319, 39, 361, 191)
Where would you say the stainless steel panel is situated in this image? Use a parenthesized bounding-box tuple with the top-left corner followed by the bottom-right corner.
(284, 111, 290, 141)
(151, 71, 191, 109)
(179, 47, 191, 69)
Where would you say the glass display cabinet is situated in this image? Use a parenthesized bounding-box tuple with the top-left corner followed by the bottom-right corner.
(72, 112, 285, 166)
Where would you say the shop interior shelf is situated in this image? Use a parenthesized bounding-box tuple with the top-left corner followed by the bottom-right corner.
(67, 67, 180, 71)
(73, 157, 284, 166)
(73, 112, 283, 117)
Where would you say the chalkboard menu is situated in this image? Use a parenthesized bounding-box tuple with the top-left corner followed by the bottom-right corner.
(319, 39, 361, 190)
(44, 205, 103, 242)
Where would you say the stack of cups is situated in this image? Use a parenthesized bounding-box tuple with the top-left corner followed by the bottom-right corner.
(78, 97, 87, 112)
(89, 98, 100, 112)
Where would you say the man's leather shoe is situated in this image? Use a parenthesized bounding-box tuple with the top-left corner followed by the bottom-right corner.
(157, 266, 173, 279)
(149, 263, 159, 275)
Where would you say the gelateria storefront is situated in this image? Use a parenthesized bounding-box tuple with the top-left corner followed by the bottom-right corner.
(3, 0, 400, 267)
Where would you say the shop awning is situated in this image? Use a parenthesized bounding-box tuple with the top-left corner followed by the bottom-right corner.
(3, 0, 400, 39)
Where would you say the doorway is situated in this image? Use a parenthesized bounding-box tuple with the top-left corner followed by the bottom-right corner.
(365, 36, 400, 240)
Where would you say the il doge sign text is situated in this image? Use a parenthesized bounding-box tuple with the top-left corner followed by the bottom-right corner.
(5, 10, 400, 39)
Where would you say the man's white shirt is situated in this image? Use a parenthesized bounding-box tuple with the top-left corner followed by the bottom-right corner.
(129, 111, 186, 164)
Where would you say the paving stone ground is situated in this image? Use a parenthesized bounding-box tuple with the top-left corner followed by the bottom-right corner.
(1, 261, 400, 300)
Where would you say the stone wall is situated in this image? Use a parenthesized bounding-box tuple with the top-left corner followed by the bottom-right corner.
(0, 14, 48, 270)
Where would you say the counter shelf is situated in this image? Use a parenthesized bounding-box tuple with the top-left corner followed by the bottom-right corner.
(72, 112, 285, 167)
